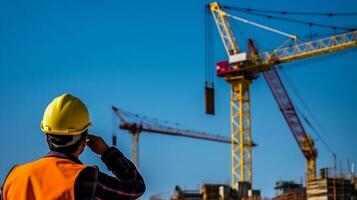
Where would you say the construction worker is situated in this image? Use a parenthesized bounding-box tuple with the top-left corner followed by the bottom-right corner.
(1, 93, 145, 199)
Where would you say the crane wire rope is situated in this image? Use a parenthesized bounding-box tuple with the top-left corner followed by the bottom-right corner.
(117, 107, 182, 127)
(223, 6, 356, 31)
(205, 5, 214, 88)
(221, 6, 357, 16)
(205, 5, 210, 86)
(224, 11, 297, 40)
(277, 66, 336, 156)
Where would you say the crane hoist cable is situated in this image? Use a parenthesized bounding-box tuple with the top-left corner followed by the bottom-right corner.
(221, 6, 357, 16)
(278, 66, 336, 156)
(116, 107, 182, 128)
(224, 6, 356, 31)
(205, 4, 214, 87)
(224, 11, 297, 40)
(205, 4, 215, 115)
(224, 10, 301, 53)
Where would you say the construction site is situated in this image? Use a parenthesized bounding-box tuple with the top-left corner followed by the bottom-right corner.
(0, 0, 356, 200)
(110, 1, 357, 199)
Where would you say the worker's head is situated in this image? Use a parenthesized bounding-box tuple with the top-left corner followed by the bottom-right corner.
(46, 130, 88, 154)
(40, 93, 91, 156)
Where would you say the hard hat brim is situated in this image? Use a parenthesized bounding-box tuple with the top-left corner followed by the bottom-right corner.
(40, 122, 92, 135)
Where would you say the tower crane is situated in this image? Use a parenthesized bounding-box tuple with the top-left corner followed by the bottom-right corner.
(112, 106, 257, 168)
(209, 1, 357, 191)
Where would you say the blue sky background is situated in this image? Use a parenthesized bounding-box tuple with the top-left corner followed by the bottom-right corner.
(0, 0, 356, 199)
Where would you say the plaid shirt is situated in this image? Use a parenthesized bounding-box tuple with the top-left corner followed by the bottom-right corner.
(1, 147, 145, 200)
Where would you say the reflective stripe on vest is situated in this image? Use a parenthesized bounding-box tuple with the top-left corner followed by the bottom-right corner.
(2, 157, 88, 200)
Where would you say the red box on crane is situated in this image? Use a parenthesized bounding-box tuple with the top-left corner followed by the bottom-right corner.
(216, 61, 231, 77)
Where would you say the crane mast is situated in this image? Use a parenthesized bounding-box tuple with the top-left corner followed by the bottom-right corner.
(210, 2, 254, 189)
(209, 1, 357, 191)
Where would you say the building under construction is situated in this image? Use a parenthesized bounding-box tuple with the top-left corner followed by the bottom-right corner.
(273, 169, 357, 200)
(158, 173, 357, 200)
(169, 183, 260, 200)
(149, 166, 357, 200)
(273, 181, 306, 200)
(306, 169, 357, 200)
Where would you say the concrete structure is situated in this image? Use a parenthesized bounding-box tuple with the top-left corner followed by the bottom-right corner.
(273, 181, 306, 200)
(169, 183, 261, 200)
(307, 177, 357, 200)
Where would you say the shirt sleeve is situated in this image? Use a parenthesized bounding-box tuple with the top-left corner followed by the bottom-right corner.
(75, 147, 146, 200)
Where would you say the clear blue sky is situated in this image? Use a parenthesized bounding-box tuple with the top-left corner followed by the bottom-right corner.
(0, 0, 356, 199)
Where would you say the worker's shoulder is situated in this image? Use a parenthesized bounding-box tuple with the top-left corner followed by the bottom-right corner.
(10, 157, 88, 174)
(6, 157, 50, 175)
(3, 159, 42, 182)
(13, 157, 60, 168)
(8, 159, 41, 171)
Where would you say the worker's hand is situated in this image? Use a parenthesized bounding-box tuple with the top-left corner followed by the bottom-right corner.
(86, 134, 109, 155)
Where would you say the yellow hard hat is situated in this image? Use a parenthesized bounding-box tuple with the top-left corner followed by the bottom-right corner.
(40, 93, 91, 135)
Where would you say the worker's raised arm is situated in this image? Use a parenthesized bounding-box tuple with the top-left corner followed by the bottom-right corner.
(76, 134, 145, 199)
(100, 147, 143, 181)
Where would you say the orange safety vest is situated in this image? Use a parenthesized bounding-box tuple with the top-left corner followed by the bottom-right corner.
(2, 157, 88, 200)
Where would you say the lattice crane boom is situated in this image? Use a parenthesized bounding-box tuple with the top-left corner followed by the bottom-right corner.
(210, 2, 240, 56)
(248, 39, 318, 183)
(112, 106, 246, 144)
(263, 68, 318, 182)
(112, 106, 256, 168)
(242, 31, 357, 74)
